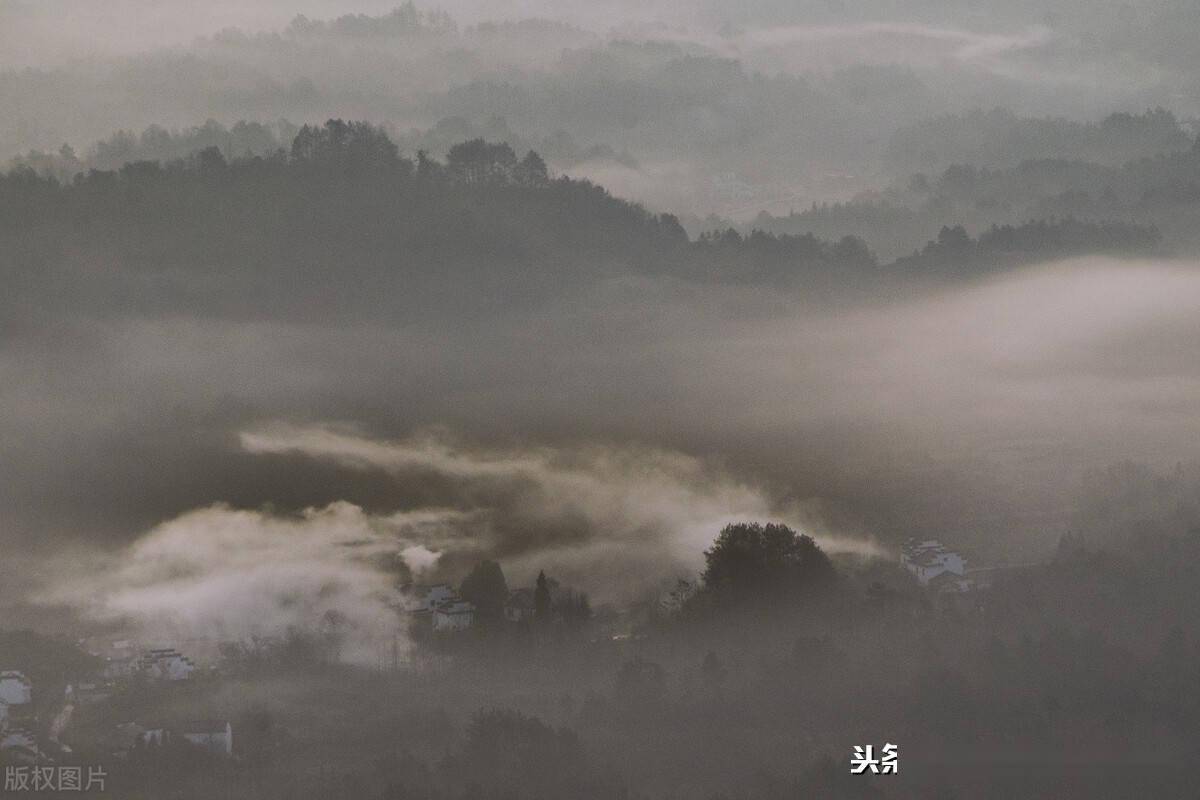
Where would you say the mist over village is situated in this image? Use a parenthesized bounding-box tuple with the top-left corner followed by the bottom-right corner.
(3, 1, 1200, 798)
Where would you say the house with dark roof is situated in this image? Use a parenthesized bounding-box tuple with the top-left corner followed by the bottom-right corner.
(137, 649, 195, 681)
(432, 598, 476, 632)
(900, 539, 967, 586)
(401, 583, 458, 613)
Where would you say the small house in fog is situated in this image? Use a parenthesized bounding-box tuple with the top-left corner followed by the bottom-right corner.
(900, 539, 966, 587)
(137, 649, 196, 681)
(432, 598, 476, 632)
(403, 583, 458, 613)
(0, 727, 42, 763)
(402, 584, 477, 633)
(181, 720, 233, 757)
(134, 720, 233, 758)
(0, 671, 33, 707)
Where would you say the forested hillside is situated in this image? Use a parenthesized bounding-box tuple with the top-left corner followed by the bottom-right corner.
(0, 120, 1163, 324)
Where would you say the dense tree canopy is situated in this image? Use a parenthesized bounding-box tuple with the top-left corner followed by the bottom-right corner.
(290, 119, 404, 178)
(0, 119, 1167, 330)
(700, 522, 836, 603)
(460, 560, 509, 623)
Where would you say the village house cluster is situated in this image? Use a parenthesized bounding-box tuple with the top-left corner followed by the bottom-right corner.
(0, 542, 1000, 770)
(113, 719, 233, 758)
(0, 641, 233, 767)
(403, 583, 477, 632)
(2, 569, 584, 767)
(0, 671, 36, 762)
(401, 583, 540, 633)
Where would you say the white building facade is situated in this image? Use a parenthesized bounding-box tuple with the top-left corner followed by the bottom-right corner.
(182, 721, 234, 757)
(900, 539, 967, 586)
(432, 599, 476, 632)
(0, 672, 32, 707)
(403, 584, 458, 613)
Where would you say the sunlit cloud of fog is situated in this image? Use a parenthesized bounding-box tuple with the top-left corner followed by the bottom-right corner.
(239, 422, 870, 588)
(38, 422, 872, 653)
(43, 502, 419, 664)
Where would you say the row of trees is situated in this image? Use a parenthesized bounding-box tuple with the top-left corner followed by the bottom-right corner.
(458, 561, 593, 629)
(289, 121, 550, 186)
(0, 119, 1168, 328)
(894, 218, 1161, 272)
(451, 522, 836, 638)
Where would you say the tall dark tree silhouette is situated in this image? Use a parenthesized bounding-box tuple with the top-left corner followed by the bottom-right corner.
(460, 560, 509, 623)
(534, 570, 552, 621)
(515, 150, 549, 186)
(290, 119, 403, 178)
(446, 138, 517, 184)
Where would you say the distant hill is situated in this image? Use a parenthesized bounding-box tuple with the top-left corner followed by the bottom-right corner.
(0, 120, 1164, 325)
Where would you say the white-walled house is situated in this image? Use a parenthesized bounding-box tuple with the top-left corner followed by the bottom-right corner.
(402, 584, 458, 613)
(0, 727, 41, 763)
(137, 720, 233, 757)
(402, 584, 477, 633)
(432, 599, 476, 632)
(182, 720, 233, 757)
(0, 671, 33, 707)
(139, 719, 231, 758)
(900, 539, 967, 586)
(137, 649, 196, 681)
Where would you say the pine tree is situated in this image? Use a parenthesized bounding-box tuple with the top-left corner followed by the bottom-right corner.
(534, 570, 551, 621)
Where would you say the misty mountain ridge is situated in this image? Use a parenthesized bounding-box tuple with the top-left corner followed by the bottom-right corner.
(8, 0, 1200, 221)
(0, 119, 1168, 325)
(5, 4, 1200, 797)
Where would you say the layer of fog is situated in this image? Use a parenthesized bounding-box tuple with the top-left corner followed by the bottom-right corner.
(4, 1, 1197, 219)
(0, 1, 407, 67)
(44, 502, 419, 664)
(37, 422, 862, 659)
(6, 256, 1200, 637)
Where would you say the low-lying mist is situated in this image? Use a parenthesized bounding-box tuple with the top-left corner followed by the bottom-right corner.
(39, 425, 836, 660)
(7, 256, 1200, 636)
(5, 1, 1196, 223)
